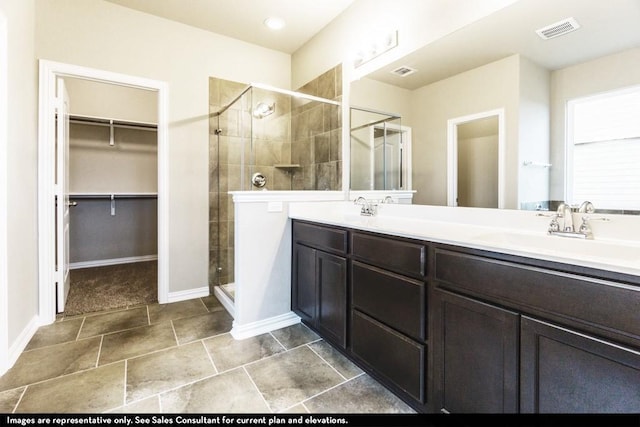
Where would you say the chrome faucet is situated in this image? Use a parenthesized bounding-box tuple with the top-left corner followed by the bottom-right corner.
(354, 197, 377, 216)
(547, 201, 608, 239)
(557, 202, 575, 232)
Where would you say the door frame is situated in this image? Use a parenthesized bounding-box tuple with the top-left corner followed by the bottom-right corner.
(0, 10, 9, 374)
(447, 108, 505, 208)
(371, 122, 412, 191)
(38, 60, 170, 324)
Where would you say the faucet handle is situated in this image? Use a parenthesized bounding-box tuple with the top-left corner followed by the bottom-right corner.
(579, 201, 595, 213)
(548, 214, 560, 233)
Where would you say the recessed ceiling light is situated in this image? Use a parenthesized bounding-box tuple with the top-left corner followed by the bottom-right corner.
(264, 17, 285, 30)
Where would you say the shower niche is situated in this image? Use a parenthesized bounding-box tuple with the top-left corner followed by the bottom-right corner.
(209, 71, 343, 303)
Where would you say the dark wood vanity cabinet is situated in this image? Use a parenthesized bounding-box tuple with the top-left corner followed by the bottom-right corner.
(432, 289, 519, 413)
(291, 219, 640, 414)
(292, 221, 348, 348)
(350, 232, 428, 405)
(520, 317, 640, 413)
(433, 246, 640, 414)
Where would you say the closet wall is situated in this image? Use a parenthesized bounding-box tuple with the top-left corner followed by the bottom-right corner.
(66, 78, 158, 267)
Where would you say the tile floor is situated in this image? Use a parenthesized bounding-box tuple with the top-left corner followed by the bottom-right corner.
(0, 296, 415, 414)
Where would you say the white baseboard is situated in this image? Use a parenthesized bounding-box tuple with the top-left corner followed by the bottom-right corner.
(70, 255, 158, 270)
(230, 311, 300, 340)
(2, 315, 40, 375)
(213, 285, 235, 318)
(167, 285, 210, 304)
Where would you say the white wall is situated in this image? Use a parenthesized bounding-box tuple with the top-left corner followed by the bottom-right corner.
(409, 55, 520, 207)
(0, 0, 39, 373)
(350, 77, 412, 118)
(518, 56, 550, 207)
(65, 77, 158, 123)
(35, 0, 291, 295)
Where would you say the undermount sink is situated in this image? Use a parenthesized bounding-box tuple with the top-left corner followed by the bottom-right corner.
(473, 231, 640, 263)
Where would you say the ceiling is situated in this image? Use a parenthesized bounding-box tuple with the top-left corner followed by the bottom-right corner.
(103, 0, 640, 90)
(104, 0, 356, 54)
(367, 0, 640, 90)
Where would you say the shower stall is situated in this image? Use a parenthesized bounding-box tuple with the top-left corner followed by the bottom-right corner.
(209, 80, 343, 302)
(350, 106, 409, 191)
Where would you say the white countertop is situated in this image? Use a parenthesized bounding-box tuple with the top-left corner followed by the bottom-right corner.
(289, 201, 640, 278)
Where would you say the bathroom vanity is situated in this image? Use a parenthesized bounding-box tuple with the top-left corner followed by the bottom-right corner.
(290, 202, 640, 414)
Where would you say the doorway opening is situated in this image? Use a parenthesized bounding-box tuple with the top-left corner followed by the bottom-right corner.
(62, 78, 159, 316)
(447, 109, 505, 208)
(38, 60, 169, 324)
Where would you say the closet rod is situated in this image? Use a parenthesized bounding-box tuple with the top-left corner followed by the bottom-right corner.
(69, 115, 157, 131)
(69, 193, 158, 199)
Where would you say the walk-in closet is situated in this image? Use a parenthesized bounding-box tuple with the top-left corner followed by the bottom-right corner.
(63, 78, 158, 315)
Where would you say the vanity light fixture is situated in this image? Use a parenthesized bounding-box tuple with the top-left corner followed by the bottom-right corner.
(354, 29, 399, 68)
(264, 17, 285, 30)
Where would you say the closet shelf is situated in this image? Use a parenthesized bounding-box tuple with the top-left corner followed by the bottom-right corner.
(69, 193, 158, 199)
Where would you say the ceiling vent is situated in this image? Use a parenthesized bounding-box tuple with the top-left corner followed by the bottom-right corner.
(536, 17, 580, 40)
(391, 66, 417, 77)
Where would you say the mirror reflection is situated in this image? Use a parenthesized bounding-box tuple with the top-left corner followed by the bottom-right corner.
(350, 0, 640, 213)
(350, 107, 409, 191)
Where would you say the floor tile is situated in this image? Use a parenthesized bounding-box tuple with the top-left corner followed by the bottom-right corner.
(78, 306, 149, 339)
(99, 322, 177, 365)
(126, 342, 216, 403)
(204, 332, 285, 372)
(304, 374, 415, 413)
(24, 318, 83, 351)
(108, 396, 160, 413)
(148, 300, 208, 324)
(15, 361, 126, 413)
(0, 387, 24, 412)
(280, 404, 308, 413)
(172, 310, 233, 344)
(244, 346, 344, 412)
(160, 368, 270, 413)
(270, 323, 320, 349)
(308, 340, 363, 380)
(0, 337, 101, 392)
(201, 295, 225, 312)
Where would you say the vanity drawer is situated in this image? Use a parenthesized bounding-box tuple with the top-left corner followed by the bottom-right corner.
(351, 261, 426, 341)
(351, 232, 426, 279)
(434, 248, 640, 346)
(351, 310, 425, 403)
(293, 221, 347, 255)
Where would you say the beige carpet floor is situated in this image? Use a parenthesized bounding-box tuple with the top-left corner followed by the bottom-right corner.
(64, 261, 158, 316)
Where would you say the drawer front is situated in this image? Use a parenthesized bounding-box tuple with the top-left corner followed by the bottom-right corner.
(351, 310, 425, 403)
(351, 232, 426, 278)
(293, 221, 347, 254)
(434, 249, 640, 345)
(352, 261, 426, 341)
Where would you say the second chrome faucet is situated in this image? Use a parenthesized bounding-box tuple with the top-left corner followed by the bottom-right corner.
(548, 201, 607, 239)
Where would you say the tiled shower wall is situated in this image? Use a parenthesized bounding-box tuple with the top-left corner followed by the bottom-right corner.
(292, 64, 343, 191)
(208, 65, 342, 290)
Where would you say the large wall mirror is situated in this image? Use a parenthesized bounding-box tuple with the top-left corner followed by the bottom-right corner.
(349, 0, 640, 213)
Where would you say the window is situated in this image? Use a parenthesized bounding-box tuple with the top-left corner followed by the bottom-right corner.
(566, 85, 640, 211)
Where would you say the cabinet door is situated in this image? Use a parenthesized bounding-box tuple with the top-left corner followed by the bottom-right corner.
(316, 251, 347, 348)
(432, 289, 519, 413)
(521, 317, 640, 413)
(292, 243, 316, 323)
